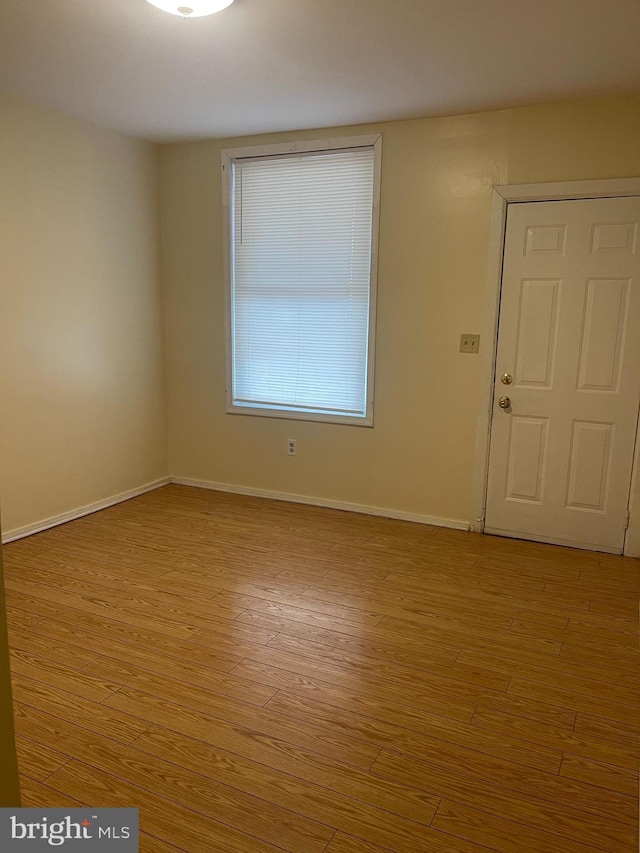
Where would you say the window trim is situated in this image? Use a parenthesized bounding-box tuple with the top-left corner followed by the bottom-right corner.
(221, 133, 382, 426)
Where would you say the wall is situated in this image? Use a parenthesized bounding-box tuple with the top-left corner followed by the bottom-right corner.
(159, 96, 640, 530)
(0, 538, 20, 806)
(0, 95, 637, 543)
(628, 431, 640, 557)
(0, 95, 168, 537)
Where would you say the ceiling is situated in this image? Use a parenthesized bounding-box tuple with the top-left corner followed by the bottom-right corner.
(1, 0, 639, 142)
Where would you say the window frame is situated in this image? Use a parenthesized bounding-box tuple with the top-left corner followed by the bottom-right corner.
(221, 133, 382, 426)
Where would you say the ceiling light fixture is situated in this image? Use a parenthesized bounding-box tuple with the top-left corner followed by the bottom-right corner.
(145, 0, 234, 17)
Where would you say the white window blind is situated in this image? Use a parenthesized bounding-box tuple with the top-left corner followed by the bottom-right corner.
(229, 144, 376, 422)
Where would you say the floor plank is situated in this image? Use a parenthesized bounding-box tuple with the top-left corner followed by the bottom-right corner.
(470, 706, 638, 770)
(560, 753, 639, 797)
(19, 776, 84, 809)
(15, 703, 334, 853)
(15, 734, 70, 782)
(46, 760, 296, 853)
(432, 799, 613, 853)
(97, 662, 379, 770)
(132, 725, 439, 852)
(11, 674, 151, 743)
(372, 748, 636, 845)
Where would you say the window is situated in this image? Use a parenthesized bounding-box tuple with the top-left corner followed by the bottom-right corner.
(222, 135, 381, 425)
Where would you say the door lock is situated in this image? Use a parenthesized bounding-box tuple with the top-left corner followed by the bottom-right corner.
(501, 373, 513, 385)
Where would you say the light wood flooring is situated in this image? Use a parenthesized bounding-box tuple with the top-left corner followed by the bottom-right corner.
(2, 484, 639, 852)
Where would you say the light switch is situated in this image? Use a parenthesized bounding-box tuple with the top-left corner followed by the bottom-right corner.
(460, 334, 480, 354)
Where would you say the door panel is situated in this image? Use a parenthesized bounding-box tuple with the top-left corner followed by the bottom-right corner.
(505, 416, 548, 503)
(485, 197, 640, 553)
(565, 420, 613, 511)
(577, 278, 629, 392)
(514, 279, 560, 388)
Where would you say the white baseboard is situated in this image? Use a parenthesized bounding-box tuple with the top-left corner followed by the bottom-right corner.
(1, 477, 171, 544)
(170, 476, 470, 531)
(1, 475, 470, 544)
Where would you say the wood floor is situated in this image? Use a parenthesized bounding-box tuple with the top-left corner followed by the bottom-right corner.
(2, 484, 638, 853)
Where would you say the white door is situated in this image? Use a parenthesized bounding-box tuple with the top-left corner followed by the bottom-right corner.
(485, 196, 640, 553)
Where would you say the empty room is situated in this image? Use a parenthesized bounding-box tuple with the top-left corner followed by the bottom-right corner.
(0, 1, 639, 851)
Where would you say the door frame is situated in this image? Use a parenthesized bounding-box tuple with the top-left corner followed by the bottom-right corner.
(470, 177, 640, 556)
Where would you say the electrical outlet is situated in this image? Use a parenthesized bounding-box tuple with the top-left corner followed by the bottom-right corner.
(287, 439, 297, 456)
(460, 334, 480, 354)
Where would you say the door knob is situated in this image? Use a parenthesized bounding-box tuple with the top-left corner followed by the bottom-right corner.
(498, 396, 511, 409)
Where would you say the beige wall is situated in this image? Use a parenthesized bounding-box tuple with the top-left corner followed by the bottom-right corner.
(0, 538, 20, 806)
(1, 93, 637, 545)
(628, 436, 640, 557)
(160, 96, 640, 529)
(0, 95, 168, 536)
